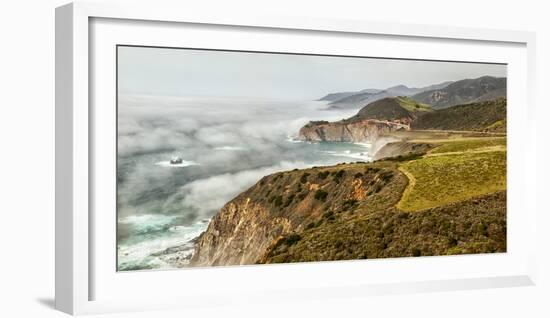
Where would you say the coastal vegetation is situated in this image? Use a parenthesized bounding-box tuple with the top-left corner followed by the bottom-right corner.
(412, 98, 507, 132)
(191, 127, 507, 266)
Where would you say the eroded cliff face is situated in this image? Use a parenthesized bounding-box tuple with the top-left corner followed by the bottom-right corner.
(298, 119, 409, 143)
(191, 198, 293, 266)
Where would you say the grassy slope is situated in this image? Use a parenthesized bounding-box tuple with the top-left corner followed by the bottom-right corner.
(397, 135, 506, 212)
(397, 151, 506, 211)
(411, 98, 506, 132)
(395, 96, 432, 112)
(258, 133, 506, 263)
(429, 137, 506, 154)
(350, 96, 431, 122)
(410, 76, 506, 109)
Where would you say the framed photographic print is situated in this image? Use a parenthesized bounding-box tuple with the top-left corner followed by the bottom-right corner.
(56, 2, 538, 315)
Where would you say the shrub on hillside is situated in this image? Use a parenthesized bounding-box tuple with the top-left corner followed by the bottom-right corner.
(314, 189, 329, 201)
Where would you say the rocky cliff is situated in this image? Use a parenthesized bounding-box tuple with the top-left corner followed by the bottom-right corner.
(191, 197, 293, 266)
(191, 162, 407, 266)
(298, 97, 428, 143)
(298, 119, 408, 143)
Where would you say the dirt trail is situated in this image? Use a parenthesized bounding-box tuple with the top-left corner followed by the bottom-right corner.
(396, 166, 416, 211)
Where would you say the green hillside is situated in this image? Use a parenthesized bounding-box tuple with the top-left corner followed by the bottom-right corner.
(350, 96, 431, 122)
(411, 98, 506, 132)
(410, 76, 506, 109)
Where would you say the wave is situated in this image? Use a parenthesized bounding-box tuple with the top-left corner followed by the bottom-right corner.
(354, 142, 373, 148)
(322, 150, 371, 161)
(119, 214, 177, 236)
(318, 142, 373, 161)
(118, 219, 207, 271)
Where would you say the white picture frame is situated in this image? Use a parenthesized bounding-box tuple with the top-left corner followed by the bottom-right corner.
(56, 1, 538, 315)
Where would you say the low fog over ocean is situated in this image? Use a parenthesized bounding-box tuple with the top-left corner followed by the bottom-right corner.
(117, 95, 369, 270)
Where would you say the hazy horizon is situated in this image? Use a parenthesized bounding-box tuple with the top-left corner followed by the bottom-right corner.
(118, 46, 507, 100)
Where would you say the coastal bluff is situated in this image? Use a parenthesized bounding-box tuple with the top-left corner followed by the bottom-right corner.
(298, 97, 430, 143)
(298, 119, 408, 143)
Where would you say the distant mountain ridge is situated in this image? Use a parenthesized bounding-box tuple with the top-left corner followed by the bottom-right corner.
(410, 76, 506, 109)
(318, 92, 357, 102)
(319, 76, 506, 110)
(321, 81, 453, 109)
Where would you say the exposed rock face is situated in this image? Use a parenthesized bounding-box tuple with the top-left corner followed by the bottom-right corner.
(298, 97, 433, 143)
(298, 119, 409, 143)
(191, 197, 293, 266)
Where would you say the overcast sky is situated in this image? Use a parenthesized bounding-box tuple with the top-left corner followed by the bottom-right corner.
(118, 46, 507, 100)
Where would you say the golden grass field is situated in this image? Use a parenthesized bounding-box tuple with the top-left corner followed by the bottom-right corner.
(396, 136, 506, 212)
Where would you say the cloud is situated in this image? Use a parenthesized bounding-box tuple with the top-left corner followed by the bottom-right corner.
(117, 95, 354, 157)
(175, 161, 312, 219)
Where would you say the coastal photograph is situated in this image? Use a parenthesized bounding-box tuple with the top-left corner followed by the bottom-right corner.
(117, 46, 507, 271)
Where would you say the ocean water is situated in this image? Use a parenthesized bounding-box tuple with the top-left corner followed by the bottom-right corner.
(117, 95, 376, 270)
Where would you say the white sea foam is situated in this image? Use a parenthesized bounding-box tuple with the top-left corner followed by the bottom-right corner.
(323, 151, 372, 161)
(354, 142, 373, 148)
(118, 219, 208, 270)
(119, 214, 176, 225)
(319, 142, 373, 161)
(119, 214, 177, 235)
